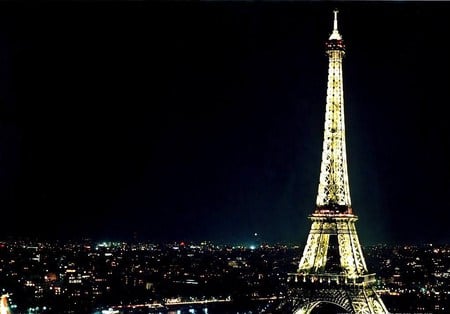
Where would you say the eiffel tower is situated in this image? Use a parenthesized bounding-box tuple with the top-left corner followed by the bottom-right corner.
(277, 10, 389, 314)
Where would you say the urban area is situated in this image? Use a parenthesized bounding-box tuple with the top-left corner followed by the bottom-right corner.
(0, 239, 449, 313)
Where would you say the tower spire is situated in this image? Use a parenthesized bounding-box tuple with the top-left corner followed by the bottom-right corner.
(329, 9, 342, 40)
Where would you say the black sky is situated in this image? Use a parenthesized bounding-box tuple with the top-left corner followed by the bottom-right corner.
(0, 1, 449, 245)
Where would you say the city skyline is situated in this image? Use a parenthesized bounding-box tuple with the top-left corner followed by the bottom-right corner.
(0, 2, 449, 245)
(2, 238, 447, 313)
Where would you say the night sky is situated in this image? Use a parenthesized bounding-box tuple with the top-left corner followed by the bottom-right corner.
(0, 1, 449, 245)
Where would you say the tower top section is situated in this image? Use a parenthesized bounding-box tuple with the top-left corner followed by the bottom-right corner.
(315, 9, 351, 214)
(326, 10, 345, 52)
(329, 10, 342, 40)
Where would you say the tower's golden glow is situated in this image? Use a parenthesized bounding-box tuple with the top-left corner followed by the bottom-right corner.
(287, 11, 389, 314)
(316, 9, 351, 213)
(0, 294, 11, 314)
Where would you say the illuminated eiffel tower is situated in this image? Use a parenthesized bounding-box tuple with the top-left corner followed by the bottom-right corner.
(278, 11, 389, 314)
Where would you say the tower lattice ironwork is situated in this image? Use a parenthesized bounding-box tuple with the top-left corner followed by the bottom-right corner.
(276, 10, 389, 314)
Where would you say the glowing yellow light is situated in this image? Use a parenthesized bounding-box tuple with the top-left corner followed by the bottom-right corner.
(0, 294, 11, 314)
